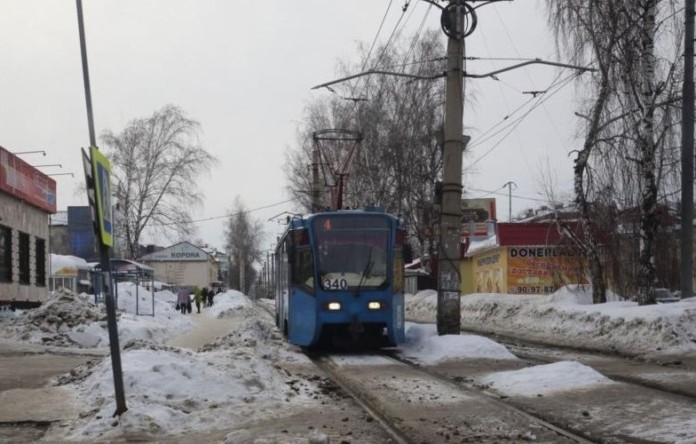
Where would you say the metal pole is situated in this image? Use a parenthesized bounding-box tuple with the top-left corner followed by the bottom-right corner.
(437, 1, 467, 335)
(151, 274, 155, 317)
(76, 0, 96, 147)
(311, 140, 321, 212)
(682, 0, 695, 299)
(76, 0, 126, 416)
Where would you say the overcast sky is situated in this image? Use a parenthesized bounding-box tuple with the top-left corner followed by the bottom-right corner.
(0, 1, 579, 252)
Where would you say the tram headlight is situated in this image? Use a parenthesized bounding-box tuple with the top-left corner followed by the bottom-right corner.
(368, 301, 382, 310)
(327, 302, 341, 311)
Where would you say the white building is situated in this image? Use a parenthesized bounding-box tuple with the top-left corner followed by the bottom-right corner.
(139, 241, 218, 289)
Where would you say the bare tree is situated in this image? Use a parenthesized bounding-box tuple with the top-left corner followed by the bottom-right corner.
(224, 196, 264, 294)
(546, 0, 683, 303)
(285, 30, 445, 257)
(545, 0, 627, 303)
(101, 105, 216, 259)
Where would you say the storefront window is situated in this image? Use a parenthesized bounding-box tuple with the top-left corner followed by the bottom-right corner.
(18, 231, 30, 285)
(0, 225, 11, 282)
(35, 238, 46, 287)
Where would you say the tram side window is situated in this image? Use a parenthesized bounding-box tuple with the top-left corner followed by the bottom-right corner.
(277, 240, 289, 298)
(0, 225, 11, 283)
(292, 248, 314, 290)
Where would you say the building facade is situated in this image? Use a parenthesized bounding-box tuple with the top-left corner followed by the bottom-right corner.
(462, 222, 587, 295)
(139, 241, 218, 289)
(0, 146, 57, 304)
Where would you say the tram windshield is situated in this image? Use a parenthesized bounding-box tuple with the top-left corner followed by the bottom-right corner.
(312, 215, 390, 290)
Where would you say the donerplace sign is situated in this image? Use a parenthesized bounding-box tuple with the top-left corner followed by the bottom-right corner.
(142, 242, 209, 262)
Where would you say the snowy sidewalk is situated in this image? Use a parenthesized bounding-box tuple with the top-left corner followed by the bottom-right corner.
(0, 341, 98, 423)
(166, 310, 235, 349)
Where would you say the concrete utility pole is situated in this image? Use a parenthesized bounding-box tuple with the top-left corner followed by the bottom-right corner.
(681, 0, 695, 299)
(503, 181, 516, 222)
(437, 1, 469, 335)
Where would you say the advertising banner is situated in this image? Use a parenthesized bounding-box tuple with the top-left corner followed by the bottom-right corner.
(0, 146, 57, 213)
(474, 252, 505, 293)
(506, 246, 585, 294)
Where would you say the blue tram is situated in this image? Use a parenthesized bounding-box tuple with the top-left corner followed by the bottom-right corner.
(274, 209, 406, 348)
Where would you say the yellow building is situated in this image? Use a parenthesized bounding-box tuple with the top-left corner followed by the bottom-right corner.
(462, 222, 587, 295)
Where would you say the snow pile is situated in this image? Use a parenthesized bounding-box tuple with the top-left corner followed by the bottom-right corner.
(0, 284, 196, 348)
(200, 292, 310, 366)
(478, 360, 615, 397)
(407, 286, 696, 357)
(75, 282, 196, 348)
(0, 288, 106, 346)
(208, 290, 252, 318)
(399, 322, 518, 364)
(114, 282, 177, 315)
(48, 295, 329, 441)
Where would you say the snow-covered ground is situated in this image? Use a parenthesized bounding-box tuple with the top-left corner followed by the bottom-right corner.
(408, 285, 696, 358)
(1, 284, 695, 441)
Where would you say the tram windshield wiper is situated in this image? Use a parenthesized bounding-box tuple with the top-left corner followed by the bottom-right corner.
(355, 247, 373, 294)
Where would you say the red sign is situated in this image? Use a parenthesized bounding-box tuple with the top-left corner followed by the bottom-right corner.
(0, 146, 57, 213)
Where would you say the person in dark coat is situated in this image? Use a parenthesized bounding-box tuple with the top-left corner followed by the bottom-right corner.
(201, 287, 209, 308)
(209, 287, 219, 306)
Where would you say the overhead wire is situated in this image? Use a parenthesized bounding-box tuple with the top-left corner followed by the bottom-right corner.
(151, 198, 298, 227)
(356, 0, 413, 99)
(467, 186, 551, 203)
(492, 4, 567, 146)
(468, 69, 566, 149)
(464, 69, 581, 172)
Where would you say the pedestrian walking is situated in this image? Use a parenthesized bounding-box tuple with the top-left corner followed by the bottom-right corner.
(194, 286, 203, 314)
(201, 287, 209, 308)
(210, 287, 220, 306)
(176, 287, 189, 315)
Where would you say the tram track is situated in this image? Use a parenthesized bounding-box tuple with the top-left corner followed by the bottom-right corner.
(257, 301, 696, 442)
(308, 350, 594, 443)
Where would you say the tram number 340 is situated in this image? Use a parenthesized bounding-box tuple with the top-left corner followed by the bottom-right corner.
(324, 278, 348, 290)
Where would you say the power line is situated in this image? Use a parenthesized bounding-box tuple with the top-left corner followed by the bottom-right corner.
(466, 186, 550, 203)
(359, 0, 394, 76)
(464, 70, 580, 171)
(151, 198, 297, 227)
(492, 4, 567, 146)
(464, 70, 566, 149)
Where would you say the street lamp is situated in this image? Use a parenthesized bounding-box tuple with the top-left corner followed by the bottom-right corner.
(14, 150, 46, 156)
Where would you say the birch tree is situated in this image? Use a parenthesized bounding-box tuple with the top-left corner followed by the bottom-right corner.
(101, 105, 216, 259)
(546, 0, 683, 303)
(224, 196, 264, 294)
